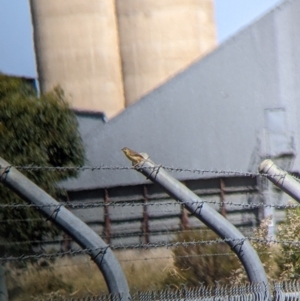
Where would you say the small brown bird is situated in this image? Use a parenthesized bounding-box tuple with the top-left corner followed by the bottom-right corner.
(122, 147, 146, 166)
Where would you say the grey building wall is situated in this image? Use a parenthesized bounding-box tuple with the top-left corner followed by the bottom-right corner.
(49, 175, 266, 249)
(62, 0, 300, 191)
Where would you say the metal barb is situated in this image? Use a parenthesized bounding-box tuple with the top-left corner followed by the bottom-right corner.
(2, 236, 298, 262)
(46, 204, 62, 221)
(0, 166, 11, 182)
(2, 163, 296, 180)
(2, 198, 297, 210)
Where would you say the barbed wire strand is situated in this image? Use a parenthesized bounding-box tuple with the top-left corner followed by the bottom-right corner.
(13, 247, 300, 272)
(8, 251, 265, 272)
(3, 251, 261, 272)
(0, 206, 260, 223)
(0, 164, 296, 180)
(1, 237, 300, 262)
(0, 226, 258, 246)
(0, 198, 299, 210)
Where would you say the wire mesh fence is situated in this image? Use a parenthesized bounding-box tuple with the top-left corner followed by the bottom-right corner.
(1, 162, 299, 300)
(26, 281, 300, 301)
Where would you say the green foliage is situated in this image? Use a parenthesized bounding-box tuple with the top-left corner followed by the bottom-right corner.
(163, 229, 241, 287)
(164, 217, 281, 287)
(229, 208, 300, 283)
(229, 216, 277, 283)
(0, 74, 85, 257)
(275, 202, 300, 280)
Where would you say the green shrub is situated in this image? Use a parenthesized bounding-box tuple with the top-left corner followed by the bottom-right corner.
(229, 216, 277, 284)
(163, 229, 241, 287)
(275, 202, 300, 280)
(0, 74, 85, 257)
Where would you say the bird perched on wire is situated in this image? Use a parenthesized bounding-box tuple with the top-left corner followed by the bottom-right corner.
(122, 147, 148, 166)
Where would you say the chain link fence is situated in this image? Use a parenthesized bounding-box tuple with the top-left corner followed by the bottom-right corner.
(31, 281, 300, 301)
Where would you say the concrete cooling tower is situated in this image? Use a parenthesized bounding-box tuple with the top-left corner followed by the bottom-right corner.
(30, 0, 216, 118)
(116, 0, 217, 106)
(30, 0, 125, 118)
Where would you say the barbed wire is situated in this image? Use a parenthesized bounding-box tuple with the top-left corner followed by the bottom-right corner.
(2, 246, 259, 271)
(0, 210, 230, 225)
(2, 251, 256, 272)
(0, 227, 257, 247)
(0, 164, 293, 179)
(1, 237, 300, 262)
(0, 206, 184, 221)
(13, 247, 300, 271)
(118, 251, 268, 262)
(8, 252, 241, 272)
(0, 198, 298, 210)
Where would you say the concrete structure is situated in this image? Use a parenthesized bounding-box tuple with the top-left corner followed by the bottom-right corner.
(60, 0, 300, 245)
(62, 0, 297, 190)
(61, 0, 298, 197)
(48, 112, 261, 248)
(30, 0, 216, 118)
(30, 0, 125, 118)
(116, 0, 217, 105)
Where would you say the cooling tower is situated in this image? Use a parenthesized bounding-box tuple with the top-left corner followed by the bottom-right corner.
(30, 0, 125, 118)
(30, 0, 216, 117)
(116, 0, 217, 106)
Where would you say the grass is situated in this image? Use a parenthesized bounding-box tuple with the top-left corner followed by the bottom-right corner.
(7, 214, 297, 301)
(6, 248, 173, 301)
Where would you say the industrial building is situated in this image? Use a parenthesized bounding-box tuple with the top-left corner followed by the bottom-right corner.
(57, 0, 299, 245)
(30, 0, 217, 118)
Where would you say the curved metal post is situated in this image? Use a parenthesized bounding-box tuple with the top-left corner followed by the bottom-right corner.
(259, 159, 300, 202)
(0, 157, 130, 300)
(131, 157, 269, 295)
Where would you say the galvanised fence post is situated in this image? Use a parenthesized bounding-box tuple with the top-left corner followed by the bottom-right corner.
(128, 156, 270, 299)
(0, 157, 130, 300)
(259, 159, 300, 202)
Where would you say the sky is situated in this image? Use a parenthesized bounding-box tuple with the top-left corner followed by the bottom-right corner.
(0, 0, 282, 78)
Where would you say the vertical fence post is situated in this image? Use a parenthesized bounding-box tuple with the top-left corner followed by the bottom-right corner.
(181, 206, 189, 230)
(142, 185, 150, 244)
(104, 189, 111, 244)
(181, 182, 189, 230)
(220, 178, 227, 217)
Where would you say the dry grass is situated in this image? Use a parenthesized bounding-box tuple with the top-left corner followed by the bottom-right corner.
(6, 248, 173, 301)
(8, 210, 300, 301)
(116, 248, 173, 290)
